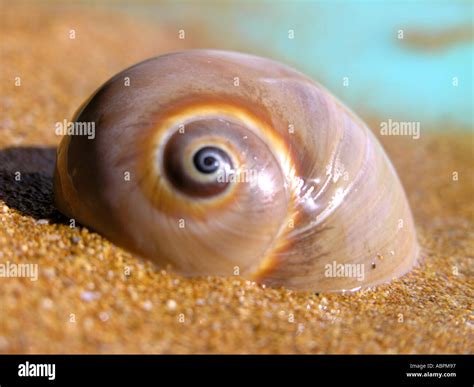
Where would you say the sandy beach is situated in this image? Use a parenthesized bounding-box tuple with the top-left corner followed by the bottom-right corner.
(0, 3, 472, 353)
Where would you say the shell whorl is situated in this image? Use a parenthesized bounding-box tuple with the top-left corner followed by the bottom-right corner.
(54, 50, 418, 291)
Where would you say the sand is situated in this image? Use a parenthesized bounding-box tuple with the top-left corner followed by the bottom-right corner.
(0, 3, 472, 353)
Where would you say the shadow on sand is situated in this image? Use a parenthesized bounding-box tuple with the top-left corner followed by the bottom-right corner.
(0, 146, 66, 222)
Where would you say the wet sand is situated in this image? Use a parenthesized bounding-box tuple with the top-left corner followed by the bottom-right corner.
(0, 4, 472, 353)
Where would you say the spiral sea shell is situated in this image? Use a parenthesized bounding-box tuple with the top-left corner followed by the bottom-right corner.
(54, 50, 419, 291)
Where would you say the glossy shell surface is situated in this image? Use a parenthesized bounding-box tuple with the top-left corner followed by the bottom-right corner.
(54, 50, 419, 291)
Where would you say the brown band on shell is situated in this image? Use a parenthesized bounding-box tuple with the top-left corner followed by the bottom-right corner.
(162, 120, 236, 198)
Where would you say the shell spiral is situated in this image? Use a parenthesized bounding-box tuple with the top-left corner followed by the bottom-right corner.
(54, 50, 418, 291)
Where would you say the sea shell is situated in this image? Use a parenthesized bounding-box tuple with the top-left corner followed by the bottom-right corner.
(54, 50, 419, 291)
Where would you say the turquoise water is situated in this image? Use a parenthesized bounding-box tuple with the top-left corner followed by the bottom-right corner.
(122, 0, 473, 129)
